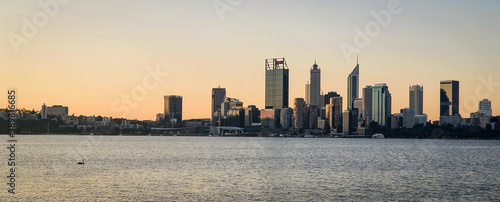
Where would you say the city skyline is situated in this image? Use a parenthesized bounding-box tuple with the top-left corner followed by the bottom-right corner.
(1, 1, 499, 121)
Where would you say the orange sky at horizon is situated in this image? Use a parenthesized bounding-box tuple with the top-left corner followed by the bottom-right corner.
(1, 1, 499, 122)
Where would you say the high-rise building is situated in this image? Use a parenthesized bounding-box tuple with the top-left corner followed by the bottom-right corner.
(362, 86, 373, 124)
(164, 95, 182, 127)
(309, 60, 321, 107)
(265, 58, 289, 110)
(324, 92, 340, 105)
(479, 99, 492, 116)
(305, 82, 310, 105)
(211, 87, 226, 125)
(440, 80, 459, 116)
(41, 103, 48, 119)
(293, 98, 306, 129)
(332, 96, 343, 133)
(347, 60, 359, 110)
(372, 84, 392, 127)
(409, 85, 424, 115)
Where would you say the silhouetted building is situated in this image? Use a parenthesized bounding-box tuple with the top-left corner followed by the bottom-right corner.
(293, 98, 306, 129)
(324, 92, 340, 105)
(332, 96, 343, 133)
(227, 108, 245, 127)
(347, 60, 359, 109)
(244, 105, 260, 126)
(306, 105, 319, 129)
(47, 105, 68, 117)
(280, 108, 293, 130)
(401, 108, 415, 128)
(372, 84, 391, 127)
(362, 86, 373, 124)
(409, 85, 424, 115)
(164, 95, 182, 127)
(265, 58, 289, 110)
(211, 87, 226, 125)
(309, 60, 321, 107)
(261, 109, 280, 128)
(440, 80, 459, 116)
(343, 109, 358, 135)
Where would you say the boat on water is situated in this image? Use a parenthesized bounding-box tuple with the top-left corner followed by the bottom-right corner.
(372, 133, 385, 138)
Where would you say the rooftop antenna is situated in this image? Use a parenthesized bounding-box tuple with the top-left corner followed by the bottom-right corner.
(357, 54, 359, 65)
(314, 57, 317, 64)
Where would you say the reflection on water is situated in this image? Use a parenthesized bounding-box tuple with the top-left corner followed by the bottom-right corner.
(1, 135, 500, 201)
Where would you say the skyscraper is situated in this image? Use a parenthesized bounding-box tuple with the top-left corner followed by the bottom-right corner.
(440, 80, 459, 116)
(409, 85, 424, 115)
(164, 95, 182, 127)
(347, 60, 359, 109)
(372, 83, 392, 127)
(265, 58, 289, 110)
(211, 87, 226, 125)
(309, 60, 321, 106)
(293, 98, 306, 129)
(362, 86, 373, 124)
(479, 99, 492, 116)
(324, 92, 340, 105)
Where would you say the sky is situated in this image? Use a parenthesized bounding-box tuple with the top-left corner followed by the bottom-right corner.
(1, 0, 499, 121)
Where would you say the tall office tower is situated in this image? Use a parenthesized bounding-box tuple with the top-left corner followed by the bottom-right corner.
(409, 85, 424, 115)
(164, 95, 183, 127)
(362, 86, 373, 124)
(347, 60, 360, 109)
(332, 96, 343, 133)
(211, 87, 226, 125)
(479, 99, 492, 116)
(265, 58, 289, 110)
(324, 92, 340, 105)
(372, 84, 392, 127)
(41, 103, 48, 119)
(309, 60, 321, 106)
(440, 80, 460, 116)
(305, 82, 310, 104)
(293, 98, 306, 129)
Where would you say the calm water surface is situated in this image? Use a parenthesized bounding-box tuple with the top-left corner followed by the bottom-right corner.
(1, 135, 499, 201)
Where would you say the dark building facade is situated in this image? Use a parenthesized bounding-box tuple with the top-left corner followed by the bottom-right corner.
(265, 58, 289, 110)
(440, 80, 459, 116)
(164, 95, 182, 127)
(211, 87, 226, 125)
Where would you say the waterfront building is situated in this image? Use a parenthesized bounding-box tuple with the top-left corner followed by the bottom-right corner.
(164, 95, 182, 127)
(409, 85, 424, 115)
(372, 84, 392, 127)
(309, 60, 321, 107)
(265, 58, 289, 110)
(211, 87, 226, 125)
(347, 60, 359, 109)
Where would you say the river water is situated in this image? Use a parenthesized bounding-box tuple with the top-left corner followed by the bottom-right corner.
(1, 135, 499, 201)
